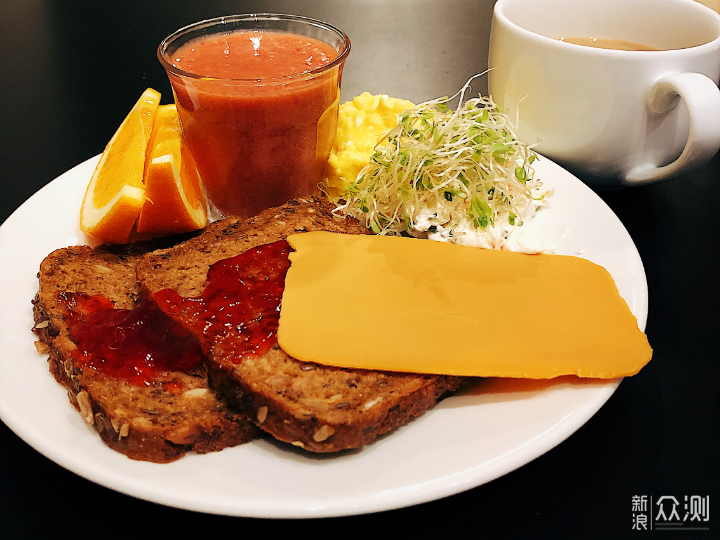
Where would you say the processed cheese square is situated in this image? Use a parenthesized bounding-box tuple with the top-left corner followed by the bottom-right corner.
(278, 232, 651, 379)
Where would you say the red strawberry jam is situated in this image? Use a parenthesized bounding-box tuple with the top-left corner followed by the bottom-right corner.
(60, 292, 203, 386)
(153, 239, 292, 362)
(59, 239, 291, 385)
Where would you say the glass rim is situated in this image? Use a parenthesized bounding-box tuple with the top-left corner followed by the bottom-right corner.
(157, 13, 351, 82)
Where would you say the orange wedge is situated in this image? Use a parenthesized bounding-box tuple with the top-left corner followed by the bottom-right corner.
(80, 88, 161, 244)
(136, 104, 208, 235)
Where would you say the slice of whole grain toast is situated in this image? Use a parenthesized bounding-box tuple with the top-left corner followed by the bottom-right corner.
(137, 197, 464, 452)
(32, 242, 260, 463)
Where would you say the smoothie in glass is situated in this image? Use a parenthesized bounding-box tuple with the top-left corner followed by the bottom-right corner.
(159, 15, 350, 218)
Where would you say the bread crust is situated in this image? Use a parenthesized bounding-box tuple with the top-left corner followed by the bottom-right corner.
(137, 198, 464, 452)
(32, 243, 260, 463)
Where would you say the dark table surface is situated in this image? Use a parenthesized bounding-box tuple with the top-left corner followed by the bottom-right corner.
(1, 1, 717, 538)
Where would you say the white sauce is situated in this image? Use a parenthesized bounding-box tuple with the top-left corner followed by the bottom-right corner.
(410, 199, 555, 254)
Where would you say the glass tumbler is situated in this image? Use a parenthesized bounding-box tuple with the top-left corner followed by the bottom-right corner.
(158, 14, 351, 218)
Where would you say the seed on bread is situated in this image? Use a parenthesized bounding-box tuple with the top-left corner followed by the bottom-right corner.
(166, 425, 201, 445)
(132, 417, 154, 429)
(76, 391, 94, 426)
(56, 335, 77, 351)
(183, 388, 209, 398)
(313, 425, 335, 442)
(361, 397, 383, 411)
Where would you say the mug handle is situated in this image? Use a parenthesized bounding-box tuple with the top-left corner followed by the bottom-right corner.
(625, 73, 720, 185)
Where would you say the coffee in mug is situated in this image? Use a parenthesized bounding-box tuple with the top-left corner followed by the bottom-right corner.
(489, 0, 720, 188)
(558, 37, 657, 51)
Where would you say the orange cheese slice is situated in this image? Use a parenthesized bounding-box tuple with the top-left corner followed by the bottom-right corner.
(278, 232, 652, 378)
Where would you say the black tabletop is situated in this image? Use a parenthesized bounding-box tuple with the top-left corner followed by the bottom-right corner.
(1, 1, 718, 538)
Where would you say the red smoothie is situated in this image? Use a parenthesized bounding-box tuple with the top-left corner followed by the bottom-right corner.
(166, 30, 343, 218)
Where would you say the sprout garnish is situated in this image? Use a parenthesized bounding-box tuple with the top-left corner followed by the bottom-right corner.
(331, 75, 551, 249)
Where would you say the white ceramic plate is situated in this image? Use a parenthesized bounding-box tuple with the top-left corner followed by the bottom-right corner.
(0, 155, 647, 518)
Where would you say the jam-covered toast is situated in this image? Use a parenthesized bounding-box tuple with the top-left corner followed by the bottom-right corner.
(32, 243, 260, 463)
(137, 198, 464, 452)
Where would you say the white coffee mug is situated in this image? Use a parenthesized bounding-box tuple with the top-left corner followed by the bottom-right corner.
(488, 0, 720, 188)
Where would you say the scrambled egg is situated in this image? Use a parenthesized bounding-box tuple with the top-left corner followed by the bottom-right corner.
(323, 92, 414, 196)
